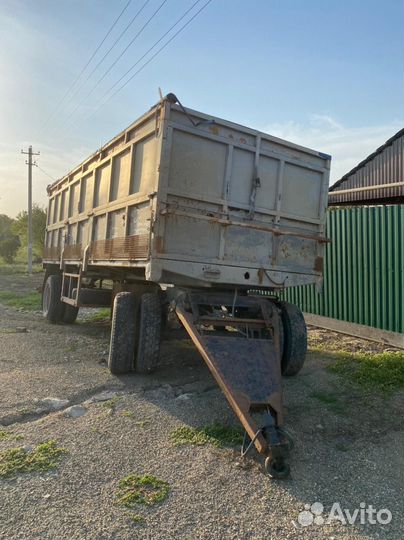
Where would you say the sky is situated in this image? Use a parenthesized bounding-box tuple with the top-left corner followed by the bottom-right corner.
(0, 0, 402, 217)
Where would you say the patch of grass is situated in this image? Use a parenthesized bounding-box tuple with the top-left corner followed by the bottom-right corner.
(124, 512, 145, 524)
(310, 391, 339, 405)
(0, 291, 41, 310)
(335, 443, 350, 452)
(119, 412, 148, 427)
(0, 430, 23, 441)
(116, 474, 169, 508)
(121, 411, 135, 419)
(310, 391, 347, 415)
(101, 396, 122, 410)
(86, 308, 111, 322)
(170, 423, 243, 448)
(328, 351, 404, 394)
(0, 440, 67, 477)
(0, 264, 42, 275)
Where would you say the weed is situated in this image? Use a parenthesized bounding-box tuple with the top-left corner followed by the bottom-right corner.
(0, 440, 67, 477)
(135, 420, 149, 428)
(116, 474, 169, 508)
(101, 396, 122, 410)
(0, 291, 41, 310)
(124, 512, 145, 524)
(328, 351, 404, 394)
(170, 423, 243, 448)
(121, 411, 135, 419)
(0, 430, 23, 441)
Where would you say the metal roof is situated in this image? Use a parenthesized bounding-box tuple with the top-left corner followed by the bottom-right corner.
(328, 128, 404, 206)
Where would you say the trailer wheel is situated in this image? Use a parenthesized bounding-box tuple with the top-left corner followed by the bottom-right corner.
(279, 302, 307, 376)
(62, 304, 79, 324)
(134, 293, 161, 374)
(42, 274, 64, 323)
(108, 292, 136, 374)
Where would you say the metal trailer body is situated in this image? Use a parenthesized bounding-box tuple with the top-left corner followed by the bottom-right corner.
(42, 95, 331, 477)
(43, 95, 330, 289)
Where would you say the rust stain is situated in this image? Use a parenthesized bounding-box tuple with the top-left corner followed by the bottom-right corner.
(314, 256, 324, 272)
(209, 125, 219, 135)
(257, 268, 264, 285)
(155, 235, 164, 253)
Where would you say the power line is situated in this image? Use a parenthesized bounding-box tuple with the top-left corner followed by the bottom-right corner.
(90, 0, 169, 95)
(76, 0, 152, 88)
(88, 0, 213, 119)
(102, 0, 203, 100)
(38, 0, 133, 135)
(34, 164, 57, 182)
(54, 0, 152, 126)
(62, 0, 168, 127)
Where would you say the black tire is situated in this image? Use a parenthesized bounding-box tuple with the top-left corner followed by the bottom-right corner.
(108, 292, 136, 375)
(42, 274, 64, 323)
(134, 293, 161, 374)
(264, 457, 291, 479)
(62, 304, 79, 324)
(278, 301, 307, 376)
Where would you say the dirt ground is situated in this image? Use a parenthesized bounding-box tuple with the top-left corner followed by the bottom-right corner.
(0, 273, 403, 540)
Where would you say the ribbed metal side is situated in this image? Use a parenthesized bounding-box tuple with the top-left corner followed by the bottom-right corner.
(280, 205, 403, 333)
(329, 129, 404, 205)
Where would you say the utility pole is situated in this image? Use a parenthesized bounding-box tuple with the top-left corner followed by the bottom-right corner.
(21, 146, 40, 275)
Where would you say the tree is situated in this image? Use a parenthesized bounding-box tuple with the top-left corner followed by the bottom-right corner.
(0, 215, 20, 263)
(12, 204, 47, 260)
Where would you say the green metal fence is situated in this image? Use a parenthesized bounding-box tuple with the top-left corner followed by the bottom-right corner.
(281, 205, 403, 333)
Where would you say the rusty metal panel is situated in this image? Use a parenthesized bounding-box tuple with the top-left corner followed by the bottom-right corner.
(63, 244, 82, 260)
(280, 205, 404, 333)
(203, 336, 281, 403)
(329, 129, 404, 205)
(90, 234, 149, 261)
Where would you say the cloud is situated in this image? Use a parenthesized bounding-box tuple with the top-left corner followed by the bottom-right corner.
(262, 115, 402, 185)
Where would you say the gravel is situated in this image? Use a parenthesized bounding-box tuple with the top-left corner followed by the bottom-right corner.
(0, 274, 403, 540)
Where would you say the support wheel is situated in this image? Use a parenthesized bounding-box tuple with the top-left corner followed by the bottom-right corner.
(279, 302, 307, 376)
(108, 292, 136, 374)
(278, 427, 295, 451)
(42, 274, 64, 323)
(134, 293, 161, 374)
(265, 457, 291, 479)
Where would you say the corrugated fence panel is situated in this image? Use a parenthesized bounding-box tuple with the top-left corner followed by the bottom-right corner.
(280, 205, 403, 333)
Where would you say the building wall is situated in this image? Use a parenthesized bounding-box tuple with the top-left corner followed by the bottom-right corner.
(281, 205, 403, 333)
(329, 130, 404, 206)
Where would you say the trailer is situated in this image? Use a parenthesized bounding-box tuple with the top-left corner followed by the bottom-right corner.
(42, 94, 331, 477)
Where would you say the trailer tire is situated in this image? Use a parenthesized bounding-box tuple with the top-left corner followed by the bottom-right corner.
(279, 302, 307, 376)
(134, 293, 161, 374)
(42, 274, 64, 323)
(108, 292, 136, 374)
(62, 304, 79, 324)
